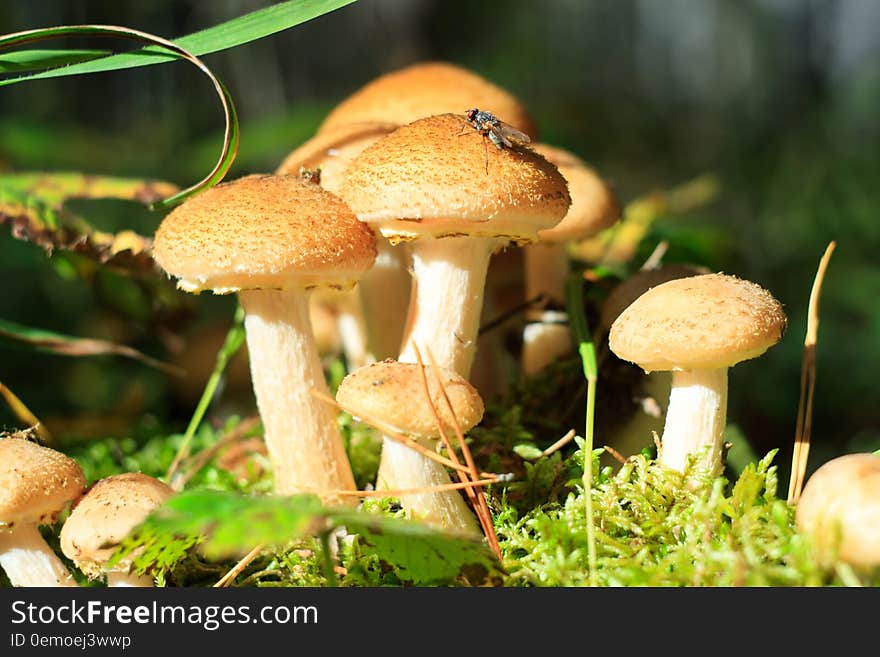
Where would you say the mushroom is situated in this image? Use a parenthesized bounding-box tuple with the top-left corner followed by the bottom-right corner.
(60, 473, 174, 587)
(151, 174, 376, 503)
(0, 437, 85, 587)
(796, 453, 880, 570)
(336, 360, 484, 534)
(342, 113, 569, 524)
(598, 264, 707, 457)
(522, 144, 619, 374)
(608, 273, 787, 475)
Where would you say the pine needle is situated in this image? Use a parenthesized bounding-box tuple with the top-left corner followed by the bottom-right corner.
(787, 241, 836, 504)
(214, 543, 264, 588)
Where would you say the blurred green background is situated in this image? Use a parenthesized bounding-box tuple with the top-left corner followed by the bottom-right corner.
(1, 0, 878, 483)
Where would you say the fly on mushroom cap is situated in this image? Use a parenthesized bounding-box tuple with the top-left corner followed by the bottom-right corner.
(343, 113, 569, 244)
(336, 360, 484, 439)
(609, 273, 787, 476)
(320, 61, 537, 138)
(609, 273, 787, 373)
(796, 453, 880, 570)
(152, 174, 377, 504)
(60, 473, 173, 586)
(151, 173, 376, 294)
(0, 437, 85, 587)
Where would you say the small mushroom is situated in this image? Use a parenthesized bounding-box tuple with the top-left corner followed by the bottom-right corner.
(60, 473, 174, 587)
(152, 174, 376, 503)
(336, 360, 484, 534)
(609, 273, 787, 475)
(522, 144, 619, 374)
(0, 437, 85, 587)
(796, 453, 880, 570)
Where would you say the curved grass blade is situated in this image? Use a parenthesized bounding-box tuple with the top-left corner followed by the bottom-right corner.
(0, 48, 110, 73)
(0, 317, 183, 375)
(0, 25, 239, 209)
(0, 0, 357, 86)
(0, 381, 51, 442)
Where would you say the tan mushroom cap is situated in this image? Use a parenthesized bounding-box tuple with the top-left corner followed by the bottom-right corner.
(151, 174, 377, 294)
(342, 114, 570, 244)
(796, 453, 880, 569)
(59, 473, 174, 577)
(599, 263, 709, 331)
(276, 122, 397, 195)
(609, 273, 787, 372)
(532, 143, 619, 243)
(0, 437, 85, 527)
(336, 360, 484, 437)
(320, 61, 537, 138)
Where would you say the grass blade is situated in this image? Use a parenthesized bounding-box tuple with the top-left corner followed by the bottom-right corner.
(0, 0, 357, 87)
(0, 48, 110, 73)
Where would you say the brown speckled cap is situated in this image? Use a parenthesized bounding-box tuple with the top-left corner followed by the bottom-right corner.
(796, 453, 880, 569)
(599, 263, 708, 331)
(0, 437, 85, 528)
(341, 114, 570, 244)
(276, 122, 397, 195)
(532, 143, 619, 243)
(609, 273, 787, 372)
(59, 473, 174, 577)
(336, 360, 484, 437)
(320, 61, 537, 138)
(152, 174, 377, 294)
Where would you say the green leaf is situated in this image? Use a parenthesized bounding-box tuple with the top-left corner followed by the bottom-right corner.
(0, 48, 110, 73)
(513, 443, 544, 461)
(0, 0, 358, 87)
(0, 317, 182, 375)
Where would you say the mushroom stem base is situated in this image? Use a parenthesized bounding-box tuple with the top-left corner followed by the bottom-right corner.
(0, 524, 78, 587)
(659, 368, 727, 475)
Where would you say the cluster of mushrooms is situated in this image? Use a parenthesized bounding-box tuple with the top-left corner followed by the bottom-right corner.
(2, 62, 878, 586)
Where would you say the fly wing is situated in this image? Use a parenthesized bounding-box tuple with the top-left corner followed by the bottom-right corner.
(497, 121, 531, 147)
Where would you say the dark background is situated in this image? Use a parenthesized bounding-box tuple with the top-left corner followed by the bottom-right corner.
(1, 0, 878, 480)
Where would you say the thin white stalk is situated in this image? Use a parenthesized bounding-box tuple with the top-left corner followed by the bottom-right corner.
(106, 571, 153, 587)
(379, 235, 501, 534)
(240, 287, 356, 505)
(0, 524, 77, 587)
(659, 368, 728, 475)
(522, 242, 572, 373)
(359, 239, 411, 361)
(335, 291, 373, 370)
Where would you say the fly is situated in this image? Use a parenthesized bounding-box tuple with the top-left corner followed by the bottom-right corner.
(461, 108, 531, 173)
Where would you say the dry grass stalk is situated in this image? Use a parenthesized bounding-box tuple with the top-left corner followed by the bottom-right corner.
(174, 416, 262, 490)
(214, 543, 265, 588)
(542, 429, 577, 457)
(787, 241, 836, 505)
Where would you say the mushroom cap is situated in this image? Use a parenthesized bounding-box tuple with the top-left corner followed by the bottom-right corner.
(320, 61, 537, 138)
(59, 473, 174, 576)
(796, 453, 880, 569)
(608, 273, 787, 372)
(336, 360, 484, 437)
(276, 122, 397, 195)
(151, 174, 377, 294)
(341, 114, 570, 244)
(599, 263, 709, 331)
(0, 437, 85, 528)
(532, 143, 619, 243)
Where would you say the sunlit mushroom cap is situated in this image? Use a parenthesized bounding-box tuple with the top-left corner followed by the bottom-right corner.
(532, 143, 619, 243)
(608, 273, 787, 372)
(341, 114, 570, 244)
(599, 263, 708, 332)
(336, 360, 484, 437)
(796, 453, 880, 569)
(320, 61, 537, 138)
(59, 473, 174, 577)
(152, 174, 377, 294)
(276, 122, 397, 195)
(0, 437, 86, 528)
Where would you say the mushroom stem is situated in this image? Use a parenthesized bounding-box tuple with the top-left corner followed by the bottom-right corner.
(399, 235, 501, 377)
(239, 287, 357, 504)
(335, 290, 373, 369)
(0, 524, 78, 587)
(522, 242, 572, 374)
(359, 239, 411, 361)
(659, 368, 728, 475)
(106, 571, 153, 587)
